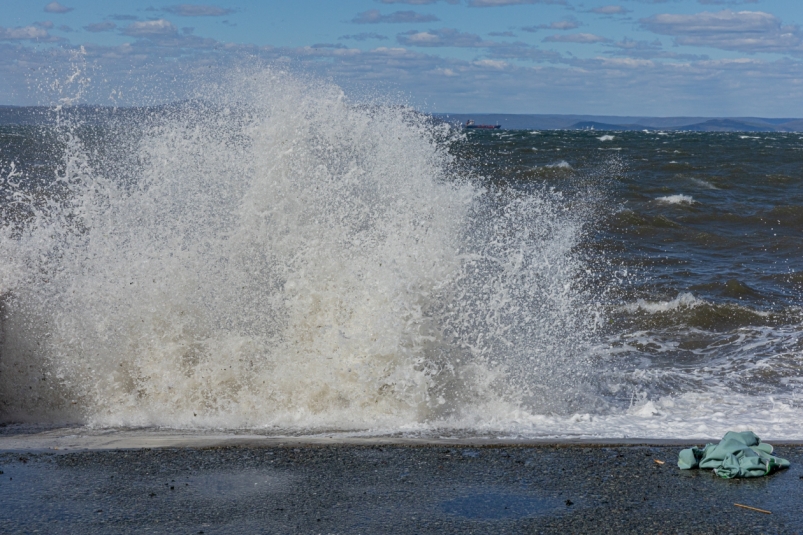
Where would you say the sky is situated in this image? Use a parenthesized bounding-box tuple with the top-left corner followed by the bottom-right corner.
(1, 1, 803, 116)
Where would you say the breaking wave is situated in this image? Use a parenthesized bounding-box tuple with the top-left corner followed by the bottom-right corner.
(0, 67, 603, 430)
(656, 194, 695, 205)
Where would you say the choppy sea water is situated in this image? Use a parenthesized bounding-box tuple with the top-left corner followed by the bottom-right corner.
(0, 70, 801, 439)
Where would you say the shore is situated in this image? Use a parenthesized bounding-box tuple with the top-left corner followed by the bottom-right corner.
(1, 428, 802, 533)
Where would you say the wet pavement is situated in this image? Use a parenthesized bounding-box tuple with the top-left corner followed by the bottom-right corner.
(1, 444, 802, 534)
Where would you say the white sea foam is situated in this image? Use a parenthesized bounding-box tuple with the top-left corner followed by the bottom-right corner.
(689, 177, 718, 189)
(0, 66, 601, 430)
(545, 160, 572, 169)
(621, 292, 701, 314)
(597, 135, 614, 141)
(303, 389, 803, 440)
(656, 194, 695, 205)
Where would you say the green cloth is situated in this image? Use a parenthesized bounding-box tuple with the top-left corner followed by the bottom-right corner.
(678, 431, 790, 479)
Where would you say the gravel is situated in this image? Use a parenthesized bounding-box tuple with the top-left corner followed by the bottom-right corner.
(1, 444, 801, 534)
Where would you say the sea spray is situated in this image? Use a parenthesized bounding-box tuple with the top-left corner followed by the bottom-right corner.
(0, 67, 602, 430)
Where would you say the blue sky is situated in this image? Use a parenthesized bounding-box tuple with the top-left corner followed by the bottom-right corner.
(2, 1, 803, 116)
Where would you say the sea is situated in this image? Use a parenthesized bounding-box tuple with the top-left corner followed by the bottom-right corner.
(1, 71, 801, 440)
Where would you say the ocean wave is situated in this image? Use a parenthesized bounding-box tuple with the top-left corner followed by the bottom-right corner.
(621, 292, 702, 313)
(656, 194, 695, 205)
(544, 160, 572, 169)
(597, 135, 614, 141)
(0, 66, 603, 429)
(689, 177, 719, 189)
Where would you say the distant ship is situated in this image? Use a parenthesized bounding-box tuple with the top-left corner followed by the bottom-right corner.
(464, 119, 501, 130)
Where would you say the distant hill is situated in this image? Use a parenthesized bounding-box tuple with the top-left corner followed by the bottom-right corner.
(436, 113, 803, 132)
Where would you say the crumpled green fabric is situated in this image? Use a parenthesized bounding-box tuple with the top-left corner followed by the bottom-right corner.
(678, 431, 790, 478)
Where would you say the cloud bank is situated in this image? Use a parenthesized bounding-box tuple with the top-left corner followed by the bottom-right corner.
(641, 10, 803, 54)
(163, 5, 234, 17)
(353, 10, 440, 24)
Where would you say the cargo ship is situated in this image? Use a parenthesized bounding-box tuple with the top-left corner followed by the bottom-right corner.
(464, 119, 501, 129)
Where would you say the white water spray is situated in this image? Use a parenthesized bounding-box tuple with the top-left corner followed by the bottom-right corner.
(0, 68, 599, 431)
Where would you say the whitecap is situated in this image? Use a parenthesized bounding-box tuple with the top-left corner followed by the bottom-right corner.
(621, 292, 701, 314)
(545, 160, 572, 169)
(597, 135, 614, 141)
(689, 177, 718, 190)
(657, 194, 696, 206)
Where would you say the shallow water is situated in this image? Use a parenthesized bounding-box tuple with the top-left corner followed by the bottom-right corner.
(0, 68, 801, 438)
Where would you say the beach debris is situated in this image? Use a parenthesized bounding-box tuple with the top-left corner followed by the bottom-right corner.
(653, 459, 665, 465)
(734, 503, 771, 514)
(678, 431, 789, 478)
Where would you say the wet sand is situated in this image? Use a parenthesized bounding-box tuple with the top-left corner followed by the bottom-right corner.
(1, 428, 802, 534)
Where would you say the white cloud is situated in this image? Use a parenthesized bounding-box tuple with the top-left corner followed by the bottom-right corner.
(643, 10, 779, 34)
(378, 0, 459, 3)
(522, 19, 580, 31)
(340, 33, 389, 41)
(695, 57, 761, 66)
(473, 59, 509, 69)
(163, 5, 234, 17)
(122, 20, 178, 38)
(698, 0, 760, 4)
(640, 10, 803, 54)
(0, 26, 51, 40)
(398, 28, 494, 47)
(591, 5, 630, 15)
(370, 46, 413, 55)
(601, 37, 706, 60)
(352, 10, 440, 24)
(486, 43, 563, 62)
(84, 22, 117, 33)
(1, 4, 803, 117)
(3, 32, 803, 117)
(543, 33, 611, 43)
(44, 2, 72, 14)
(467, 0, 566, 6)
(597, 57, 655, 68)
